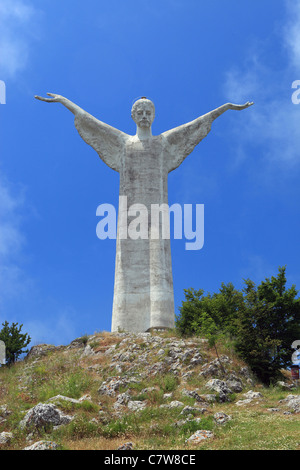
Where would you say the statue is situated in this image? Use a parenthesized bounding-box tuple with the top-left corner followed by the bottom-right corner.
(35, 92, 253, 332)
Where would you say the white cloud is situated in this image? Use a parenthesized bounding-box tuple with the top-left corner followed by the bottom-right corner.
(223, 0, 300, 168)
(24, 308, 78, 346)
(0, 0, 39, 78)
(284, 0, 300, 72)
(239, 255, 277, 285)
(0, 173, 30, 306)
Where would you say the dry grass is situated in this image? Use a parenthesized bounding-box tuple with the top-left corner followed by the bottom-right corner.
(0, 330, 299, 450)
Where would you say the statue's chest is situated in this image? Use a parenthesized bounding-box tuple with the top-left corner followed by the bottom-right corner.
(123, 138, 165, 180)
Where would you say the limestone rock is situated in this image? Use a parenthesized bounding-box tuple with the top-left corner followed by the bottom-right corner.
(127, 400, 147, 412)
(0, 432, 13, 445)
(19, 403, 73, 431)
(180, 405, 201, 416)
(117, 442, 134, 450)
(186, 430, 214, 444)
(98, 376, 134, 396)
(225, 375, 243, 393)
(205, 379, 233, 402)
(235, 398, 253, 407)
(0, 404, 11, 423)
(213, 412, 232, 425)
(181, 389, 205, 403)
(168, 400, 184, 408)
(80, 345, 96, 358)
(279, 395, 300, 413)
(276, 381, 295, 391)
(243, 390, 263, 400)
(23, 440, 59, 450)
(26, 344, 62, 360)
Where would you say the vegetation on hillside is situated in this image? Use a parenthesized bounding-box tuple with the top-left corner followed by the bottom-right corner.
(0, 322, 31, 365)
(176, 267, 300, 384)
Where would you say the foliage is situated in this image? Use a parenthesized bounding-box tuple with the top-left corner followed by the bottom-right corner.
(176, 267, 300, 384)
(176, 283, 243, 337)
(0, 321, 31, 365)
(234, 267, 300, 384)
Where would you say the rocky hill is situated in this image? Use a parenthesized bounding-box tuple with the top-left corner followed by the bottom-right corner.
(0, 330, 299, 450)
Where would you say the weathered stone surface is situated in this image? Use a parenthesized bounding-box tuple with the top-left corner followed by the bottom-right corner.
(226, 375, 243, 393)
(235, 398, 253, 407)
(114, 392, 131, 408)
(26, 344, 62, 360)
(181, 389, 206, 403)
(243, 390, 263, 400)
(127, 400, 147, 412)
(80, 345, 96, 358)
(0, 432, 13, 445)
(160, 400, 184, 409)
(23, 440, 59, 450)
(279, 395, 300, 413)
(199, 357, 229, 378)
(0, 404, 11, 423)
(205, 379, 233, 402)
(186, 430, 214, 444)
(213, 412, 232, 425)
(116, 442, 134, 450)
(19, 403, 73, 431)
(180, 406, 201, 416)
(98, 376, 140, 397)
(276, 381, 295, 391)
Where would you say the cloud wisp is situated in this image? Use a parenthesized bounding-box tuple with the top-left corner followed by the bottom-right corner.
(0, 173, 30, 306)
(0, 0, 39, 79)
(223, 0, 300, 169)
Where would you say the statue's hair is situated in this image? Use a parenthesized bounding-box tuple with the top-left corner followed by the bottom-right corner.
(131, 97, 155, 117)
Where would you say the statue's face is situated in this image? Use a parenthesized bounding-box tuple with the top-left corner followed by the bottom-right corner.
(132, 101, 155, 129)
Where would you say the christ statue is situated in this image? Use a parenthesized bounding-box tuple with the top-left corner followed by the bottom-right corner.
(35, 92, 253, 332)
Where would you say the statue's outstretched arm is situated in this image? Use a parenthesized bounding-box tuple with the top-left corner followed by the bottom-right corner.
(35, 93, 127, 172)
(162, 101, 253, 172)
(35, 93, 85, 115)
(205, 101, 254, 122)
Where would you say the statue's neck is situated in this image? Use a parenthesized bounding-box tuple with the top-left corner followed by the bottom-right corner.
(136, 126, 152, 140)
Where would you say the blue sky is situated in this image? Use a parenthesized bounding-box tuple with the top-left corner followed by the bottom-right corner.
(0, 0, 299, 346)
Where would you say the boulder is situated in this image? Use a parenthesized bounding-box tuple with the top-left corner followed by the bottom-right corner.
(186, 430, 214, 444)
(80, 345, 96, 358)
(213, 412, 232, 425)
(205, 379, 233, 402)
(225, 375, 243, 393)
(19, 403, 73, 431)
(26, 344, 61, 361)
(276, 381, 295, 391)
(127, 400, 147, 412)
(279, 395, 300, 413)
(116, 442, 134, 450)
(0, 432, 13, 445)
(23, 440, 59, 450)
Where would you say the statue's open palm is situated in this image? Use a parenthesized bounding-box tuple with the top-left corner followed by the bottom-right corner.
(35, 93, 64, 103)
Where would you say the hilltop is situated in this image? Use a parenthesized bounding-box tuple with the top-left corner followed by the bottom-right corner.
(0, 330, 299, 450)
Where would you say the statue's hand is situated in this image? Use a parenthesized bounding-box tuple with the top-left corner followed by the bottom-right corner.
(35, 93, 65, 103)
(228, 101, 254, 111)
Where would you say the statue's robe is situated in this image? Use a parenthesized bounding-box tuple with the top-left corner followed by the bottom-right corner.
(74, 111, 211, 332)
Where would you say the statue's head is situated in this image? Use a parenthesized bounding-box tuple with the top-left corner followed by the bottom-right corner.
(131, 97, 155, 129)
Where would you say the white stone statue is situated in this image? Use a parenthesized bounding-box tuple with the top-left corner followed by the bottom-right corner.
(35, 93, 253, 332)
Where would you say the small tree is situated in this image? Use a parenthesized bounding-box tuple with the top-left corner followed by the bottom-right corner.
(235, 267, 300, 384)
(0, 321, 31, 365)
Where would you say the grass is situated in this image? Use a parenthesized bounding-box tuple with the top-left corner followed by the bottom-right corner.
(0, 330, 299, 450)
